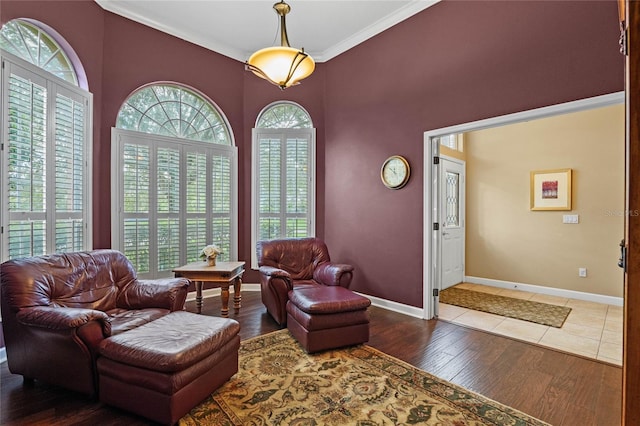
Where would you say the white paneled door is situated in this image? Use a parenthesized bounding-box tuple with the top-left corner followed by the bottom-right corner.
(440, 157, 465, 289)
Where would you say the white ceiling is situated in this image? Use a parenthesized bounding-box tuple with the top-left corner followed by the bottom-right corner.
(95, 0, 440, 62)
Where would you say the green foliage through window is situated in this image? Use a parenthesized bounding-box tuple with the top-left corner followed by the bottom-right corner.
(117, 84, 231, 145)
(257, 102, 312, 129)
(0, 19, 78, 85)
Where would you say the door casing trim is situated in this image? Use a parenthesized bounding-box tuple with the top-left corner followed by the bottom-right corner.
(422, 91, 625, 319)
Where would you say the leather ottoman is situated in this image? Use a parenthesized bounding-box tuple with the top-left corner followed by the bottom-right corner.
(286, 286, 371, 353)
(97, 311, 240, 425)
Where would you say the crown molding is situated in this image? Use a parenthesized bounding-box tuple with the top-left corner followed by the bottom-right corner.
(318, 0, 440, 62)
(96, 0, 248, 61)
(96, 0, 441, 63)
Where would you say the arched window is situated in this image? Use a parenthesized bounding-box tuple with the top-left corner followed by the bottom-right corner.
(116, 84, 231, 144)
(251, 102, 316, 267)
(112, 83, 237, 278)
(256, 101, 313, 129)
(0, 19, 78, 85)
(0, 19, 92, 260)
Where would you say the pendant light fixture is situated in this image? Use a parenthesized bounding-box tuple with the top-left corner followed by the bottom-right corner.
(245, 1, 315, 90)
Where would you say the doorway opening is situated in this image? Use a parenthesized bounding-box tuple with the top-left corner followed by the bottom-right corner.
(422, 92, 624, 321)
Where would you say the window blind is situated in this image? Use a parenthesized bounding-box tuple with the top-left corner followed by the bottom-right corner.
(2, 57, 91, 260)
(113, 130, 237, 279)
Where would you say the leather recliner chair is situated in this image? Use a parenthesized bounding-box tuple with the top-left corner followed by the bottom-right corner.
(0, 249, 189, 396)
(256, 237, 354, 325)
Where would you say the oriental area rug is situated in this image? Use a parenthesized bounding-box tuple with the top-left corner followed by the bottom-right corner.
(440, 287, 572, 328)
(180, 330, 548, 425)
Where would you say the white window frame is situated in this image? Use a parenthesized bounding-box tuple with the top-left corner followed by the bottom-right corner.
(111, 128, 238, 279)
(251, 120, 316, 269)
(437, 134, 464, 151)
(0, 50, 93, 260)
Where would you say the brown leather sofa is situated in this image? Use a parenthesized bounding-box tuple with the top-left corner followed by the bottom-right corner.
(0, 249, 189, 396)
(256, 237, 354, 325)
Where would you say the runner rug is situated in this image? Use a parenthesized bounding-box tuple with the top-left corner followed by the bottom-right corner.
(440, 287, 571, 328)
(180, 329, 548, 425)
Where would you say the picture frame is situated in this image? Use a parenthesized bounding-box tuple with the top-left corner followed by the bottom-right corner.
(530, 168, 572, 211)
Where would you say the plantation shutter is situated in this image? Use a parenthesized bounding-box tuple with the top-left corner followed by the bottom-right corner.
(2, 57, 91, 259)
(6, 70, 48, 258)
(122, 142, 151, 273)
(54, 89, 87, 253)
(211, 155, 232, 258)
(252, 128, 315, 266)
(257, 135, 282, 240)
(113, 129, 236, 279)
(184, 150, 233, 264)
(186, 150, 208, 264)
(156, 145, 181, 273)
(285, 137, 310, 237)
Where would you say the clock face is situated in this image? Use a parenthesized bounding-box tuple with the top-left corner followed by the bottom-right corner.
(381, 156, 410, 189)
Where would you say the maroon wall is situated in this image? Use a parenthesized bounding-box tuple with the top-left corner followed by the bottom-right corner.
(99, 11, 246, 246)
(0, 0, 324, 284)
(323, 0, 623, 306)
(100, 10, 326, 284)
(1, 0, 623, 303)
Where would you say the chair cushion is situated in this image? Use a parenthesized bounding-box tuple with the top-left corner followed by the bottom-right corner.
(99, 311, 240, 373)
(293, 280, 319, 288)
(106, 308, 170, 335)
(287, 301, 369, 330)
(288, 286, 371, 314)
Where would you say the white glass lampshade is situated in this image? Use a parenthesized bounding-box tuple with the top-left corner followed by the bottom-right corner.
(247, 46, 315, 89)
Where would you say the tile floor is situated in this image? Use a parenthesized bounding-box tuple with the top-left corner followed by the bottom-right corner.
(438, 283, 623, 366)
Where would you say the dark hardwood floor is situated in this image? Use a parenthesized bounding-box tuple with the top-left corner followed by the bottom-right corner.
(1, 291, 622, 425)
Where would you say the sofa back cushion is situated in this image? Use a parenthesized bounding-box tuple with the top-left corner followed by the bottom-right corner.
(0, 249, 136, 312)
(257, 237, 330, 280)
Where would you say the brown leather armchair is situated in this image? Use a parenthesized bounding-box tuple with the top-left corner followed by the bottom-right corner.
(256, 237, 354, 325)
(0, 249, 189, 396)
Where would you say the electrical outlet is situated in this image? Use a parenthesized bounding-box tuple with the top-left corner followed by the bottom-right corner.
(579, 267, 587, 277)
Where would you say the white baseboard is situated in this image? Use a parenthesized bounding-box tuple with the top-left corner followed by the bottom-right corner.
(464, 276, 624, 307)
(186, 283, 261, 302)
(187, 284, 427, 319)
(358, 292, 424, 319)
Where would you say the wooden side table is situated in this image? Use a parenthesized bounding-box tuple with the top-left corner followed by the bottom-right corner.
(173, 261, 245, 317)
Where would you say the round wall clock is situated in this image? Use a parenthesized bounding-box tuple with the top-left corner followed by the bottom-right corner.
(381, 155, 410, 189)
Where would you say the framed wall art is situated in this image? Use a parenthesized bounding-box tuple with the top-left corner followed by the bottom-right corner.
(530, 168, 572, 211)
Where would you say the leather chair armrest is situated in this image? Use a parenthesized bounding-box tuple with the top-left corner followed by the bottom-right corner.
(314, 262, 354, 288)
(117, 278, 190, 311)
(259, 265, 292, 280)
(16, 306, 111, 336)
(258, 266, 293, 325)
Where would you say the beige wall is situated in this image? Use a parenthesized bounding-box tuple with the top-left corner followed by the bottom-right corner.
(465, 104, 624, 297)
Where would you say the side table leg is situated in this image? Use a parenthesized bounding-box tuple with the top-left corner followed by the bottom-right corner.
(233, 277, 242, 313)
(221, 285, 230, 317)
(196, 281, 203, 314)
